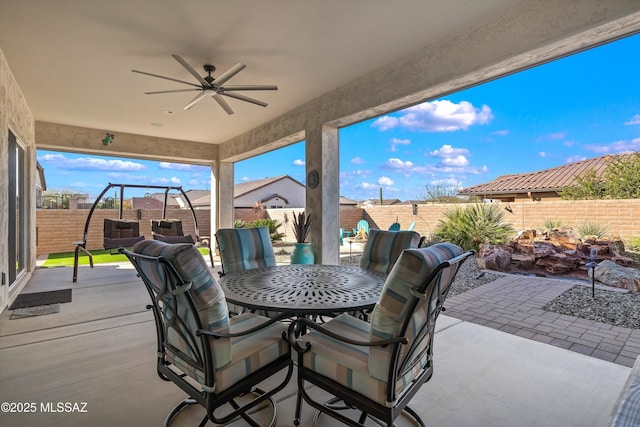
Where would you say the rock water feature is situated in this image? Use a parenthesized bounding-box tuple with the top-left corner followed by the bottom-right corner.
(478, 229, 640, 292)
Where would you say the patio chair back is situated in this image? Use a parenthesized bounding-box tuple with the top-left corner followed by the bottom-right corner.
(355, 219, 370, 234)
(360, 229, 421, 274)
(103, 218, 144, 249)
(290, 243, 474, 426)
(120, 239, 292, 426)
(151, 219, 195, 243)
(215, 227, 276, 275)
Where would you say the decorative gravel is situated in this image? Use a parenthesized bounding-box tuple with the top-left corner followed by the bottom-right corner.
(342, 253, 640, 329)
(543, 286, 640, 329)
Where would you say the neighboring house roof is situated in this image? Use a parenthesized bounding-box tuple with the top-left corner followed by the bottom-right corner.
(132, 197, 165, 210)
(458, 153, 634, 197)
(358, 198, 402, 207)
(339, 196, 358, 206)
(234, 175, 304, 197)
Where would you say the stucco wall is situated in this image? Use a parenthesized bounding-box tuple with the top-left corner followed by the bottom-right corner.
(1, 48, 36, 308)
(234, 179, 305, 208)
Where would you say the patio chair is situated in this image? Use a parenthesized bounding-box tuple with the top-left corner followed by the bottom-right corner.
(119, 240, 293, 427)
(215, 226, 277, 315)
(151, 219, 215, 267)
(352, 219, 370, 238)
(360, 229, 421, 274)
(103, 218, 145, 250)
(289, 243, 474, 427)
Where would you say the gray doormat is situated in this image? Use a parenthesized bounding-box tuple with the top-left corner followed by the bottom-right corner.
(9, 289, 72, 309)
(11, 304, 61, 319)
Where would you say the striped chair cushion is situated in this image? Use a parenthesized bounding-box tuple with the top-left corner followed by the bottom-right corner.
(132, 240, 232, 369)
(168, 312, 289, 393)
(299, 314, 428, 406)
(360, 229, 421, 274)
(216, 227, 276, 274)
(368, 243, 463, 381)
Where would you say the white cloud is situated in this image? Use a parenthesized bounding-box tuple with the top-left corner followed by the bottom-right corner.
(358, 182, 378, 190)
(152, 176, 181, 185)
(624, 114, 640, 125)
(377, 176, 394, 186)
(389, 138, 410, 152)
(373, 100, 492, 132)
(38, 153, 146, 171)
(351, 156, 365, 165)
(292, 159, 305, 166)
(584, 137, 640, 154)
(371, 116, 399, 131)
(383, 158, 414, 170)
(563, 140, 575, 147)
(492, 129, 509, 136)
(539, 151, 546, 157)
(241, 176, 250, 182)
(441, 155, 469, 167)
(159, 162, 201, 171)
(429, 144, 470, 158)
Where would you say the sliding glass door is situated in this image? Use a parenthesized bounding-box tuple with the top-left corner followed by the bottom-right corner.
(8, 130, 26, 287)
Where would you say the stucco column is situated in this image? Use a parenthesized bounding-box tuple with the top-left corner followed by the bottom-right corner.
(306, 124, 339, 265)
(211, 161, 234, 238)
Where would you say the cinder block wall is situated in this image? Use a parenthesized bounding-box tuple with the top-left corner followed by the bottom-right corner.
(36, 209, 210, 254)
(36, 200, 640, 255)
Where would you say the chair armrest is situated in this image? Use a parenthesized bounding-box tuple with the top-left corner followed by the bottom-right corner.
(287, 317, 407, 353)
(196, 312, 291, 339)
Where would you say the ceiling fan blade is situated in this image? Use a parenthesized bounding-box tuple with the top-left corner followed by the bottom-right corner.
(219, 85, 278, 91)
(144, 89, 201, 95)
(212, 94, 234, 115)
(214, 63, 246, 86)
(183, 92, 209, 110)
(132, 69, 200, 87)
(221, 91, 268, 107)
(172, 54, 210, 87)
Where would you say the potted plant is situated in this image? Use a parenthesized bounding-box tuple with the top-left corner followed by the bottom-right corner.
(290, 211, 314, 264)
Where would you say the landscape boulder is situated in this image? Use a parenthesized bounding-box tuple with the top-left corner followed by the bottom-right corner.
(592, 260, 640, 292)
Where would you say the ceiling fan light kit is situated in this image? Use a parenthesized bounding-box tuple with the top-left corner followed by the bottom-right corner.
(132, 54, 277, 115)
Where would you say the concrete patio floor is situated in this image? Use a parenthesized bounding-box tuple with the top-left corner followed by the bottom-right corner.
(0, 261, 633, 427)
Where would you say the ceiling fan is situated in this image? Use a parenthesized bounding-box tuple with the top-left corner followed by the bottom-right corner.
(132, 54, 277, 115)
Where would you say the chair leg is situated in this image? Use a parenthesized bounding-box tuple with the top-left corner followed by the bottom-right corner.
(164, 398, 199, 427)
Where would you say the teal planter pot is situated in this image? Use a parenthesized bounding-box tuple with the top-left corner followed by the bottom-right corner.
(290, 243, 314, 264)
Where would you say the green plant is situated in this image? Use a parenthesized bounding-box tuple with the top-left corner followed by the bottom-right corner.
(248, 218, 284, 241)
(434, 203, 514, 251)
(627, 236, 640, 252)
(576, 221, 609, 239)
(233, 219, 247, 228)
(542, 218, 566, 230)
(292, 211, 312, 243)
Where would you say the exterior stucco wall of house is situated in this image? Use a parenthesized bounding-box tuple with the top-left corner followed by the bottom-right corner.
(235, 179, 305, 208)
(0, 47, 36, 309)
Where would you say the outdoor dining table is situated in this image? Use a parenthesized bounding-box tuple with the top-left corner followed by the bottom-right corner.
(218, 264, 387, 316)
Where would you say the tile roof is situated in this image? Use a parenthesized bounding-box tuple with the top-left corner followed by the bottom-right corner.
(458, 153, 635, 195)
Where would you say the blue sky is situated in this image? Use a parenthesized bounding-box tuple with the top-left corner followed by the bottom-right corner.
(38, 34, 640, 201)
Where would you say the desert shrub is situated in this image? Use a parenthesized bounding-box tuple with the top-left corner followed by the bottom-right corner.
(434, 203, 514, 251)
(576, 221, 608, 239)
(542, 218, 566, 230)
(248, 218, 284, 241)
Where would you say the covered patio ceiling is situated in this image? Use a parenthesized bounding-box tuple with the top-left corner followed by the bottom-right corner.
(2, 0, 640, 164)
